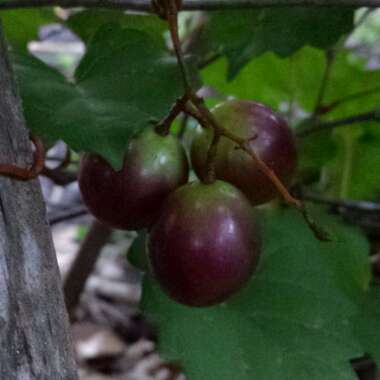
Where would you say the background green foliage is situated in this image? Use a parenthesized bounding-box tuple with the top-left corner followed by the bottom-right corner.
(200, 8, 354, 79)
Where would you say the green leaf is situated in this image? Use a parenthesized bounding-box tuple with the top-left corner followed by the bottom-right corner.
(13, 52, 76, 147)
(202, 48, 325, 112)
(1, 9, 57, 51)
(325, 127, 380, 199)
(348, 132, 380, 199)
(66, 10, 167, 45)
(13, 21, 198, 169)
(202, 48, 380, 115)
(142, 207, 370, 380)
(202, 8, 354, 78)
(297, 130, 338, 175)
(353, 286, 380, 365)
(323, 53, 380, 119)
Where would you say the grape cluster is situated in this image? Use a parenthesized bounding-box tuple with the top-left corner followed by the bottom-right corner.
(78, 100, 297, 307)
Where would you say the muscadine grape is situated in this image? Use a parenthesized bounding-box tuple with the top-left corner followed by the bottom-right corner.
(148, 180, 261, 307)
(191, 100, 297, 205)
(78, 129, 189, 230)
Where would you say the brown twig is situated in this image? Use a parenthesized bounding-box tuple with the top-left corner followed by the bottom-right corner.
(300, 189, 380, 213)
(48, 206, 89, 225)
(163, 0, 192, 91)
(64, 219, 113, 321)
(154, 94, 189, 136)
(41, 167, 78, 186)
(204, 131, 220, 184)
(313, 49, 335, 116)
(320, 87, 380, 114)
(0, 0, 379, 11)
(0, 135, 45, 180)
(297, 107, 380, 137)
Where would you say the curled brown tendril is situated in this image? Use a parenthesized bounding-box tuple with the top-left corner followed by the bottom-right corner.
(0, 135, 45, 180)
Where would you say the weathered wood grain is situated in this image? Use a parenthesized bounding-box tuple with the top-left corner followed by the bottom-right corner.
(0, 21, 78, 380)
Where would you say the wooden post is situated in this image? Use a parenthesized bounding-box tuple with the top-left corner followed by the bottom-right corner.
(0, 21, 78, 379)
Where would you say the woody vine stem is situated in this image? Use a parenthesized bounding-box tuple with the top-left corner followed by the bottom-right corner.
(154, 0, 330, 241)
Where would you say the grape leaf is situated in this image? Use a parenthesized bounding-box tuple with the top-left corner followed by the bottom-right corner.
(1, 9, 57, 51)
(202, 48, 380, 116)
(325, 127, 380, 199)
(323, 53, 380, 119)
(201, 8, 354, 79)
(142, 207, 371, 380)
(66, 10, 167, 45)
(352, 286, 380, 365)
(13, 21, 198, 169)
(297, 130, 338, 176)
(347, 132, 380, 199)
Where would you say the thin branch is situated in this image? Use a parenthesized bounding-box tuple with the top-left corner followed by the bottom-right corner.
(0, 0, 379, 11)
(41, 166, 78, 185)
(164, 0, 192, 91)
(48, 206, 88, 225)
(313, 11, 377, 116)
(301, 190, 380, 213)
(297, 107, 380, 137)
(322, 86, 380, 113)
(64, 220, 113, 321)
(313, 49, 335, 116)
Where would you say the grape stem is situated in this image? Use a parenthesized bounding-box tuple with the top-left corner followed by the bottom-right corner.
(185, 103, 303, 209)
(204, 131, 220, 184)
(154, 94, 189, 136)
(156, 0, 330, 241)
(0, 134, 45, 180)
